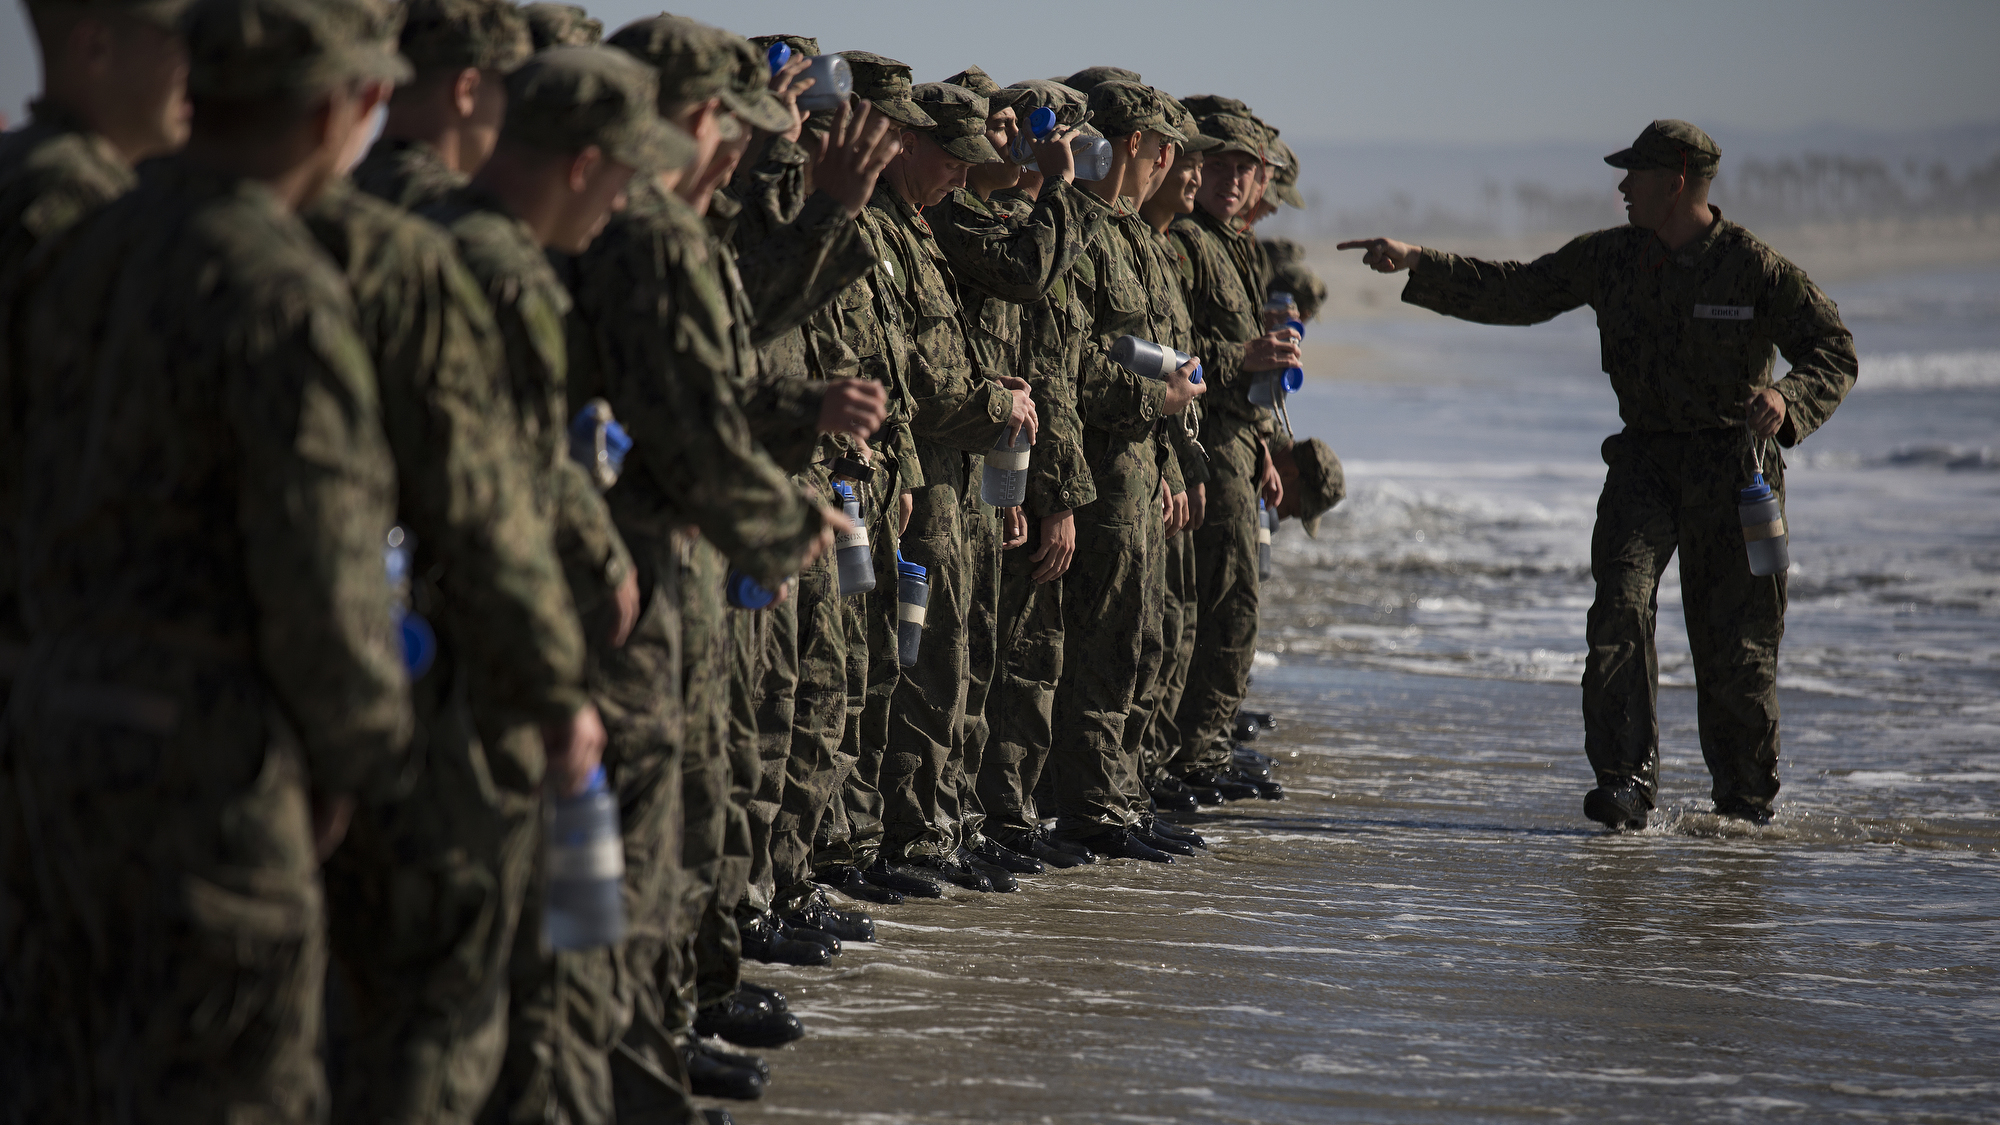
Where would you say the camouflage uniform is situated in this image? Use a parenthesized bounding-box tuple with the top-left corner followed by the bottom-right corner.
(1046, 82, 1188, 842)
(1400, 121, 1858, 815)
(523, 1, 601, 49)
(420, 46, 692, 1125)
(301, 179, 588, 1125)
(0, 3, 412, 1118)
(353, 0, 533, 211)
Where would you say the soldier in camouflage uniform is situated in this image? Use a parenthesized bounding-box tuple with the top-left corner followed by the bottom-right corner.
(922, 70, 1106, 876)
(1341, 119, 1859, 828)
(417, 45, 689, 1125)
(523, 1, 599, 49)
(0, 0, 411, 1117)
(0, 0, 190, 718)
(354, 0, 531, 210)
(1044, 80, 1205, 861)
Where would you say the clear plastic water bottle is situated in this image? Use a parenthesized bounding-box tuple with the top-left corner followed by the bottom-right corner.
(384, 525, 436, 678)
(980, 426, 1031, 508)
(896, 553, 929, 668)
(1009, 106, 1113, 181)
(796, 53, 853, 113)
(1263, 290, 1298, 331)
(1110, 335, 1203, 385)
(832, 481, 876, 595)
(726, 570, 779, 611)
(569, 398, 632, 491)
(1738, 472, 1790, 576)
(544, 764, 626, 951)
(1257, 499, 1274, 580)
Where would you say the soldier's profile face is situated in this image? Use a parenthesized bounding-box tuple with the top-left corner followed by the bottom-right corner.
(1618, 168, 1678, 231)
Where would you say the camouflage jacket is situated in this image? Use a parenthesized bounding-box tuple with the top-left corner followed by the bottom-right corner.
(1074, 201, 1176, 525)
(1146, 222, 1207, 490)
(567, 177, 820, 584)
(422, 186, 634, 618)
(1170, 207, 1271, 434)
(354, 137, 468, 212)
(927, 182, 1102, 518)
(11, 159, 409, 794)
(302, 180, 587, 726)
(1403, 211, 1858, 443)
(0, 101, 139, 673)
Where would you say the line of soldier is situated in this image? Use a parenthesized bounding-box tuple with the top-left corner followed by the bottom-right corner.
(0, 1, 1348, 1122)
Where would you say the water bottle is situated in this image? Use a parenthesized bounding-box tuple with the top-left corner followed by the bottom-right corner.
(766, 41, 791, 76)
(1249, 318, 1306, 409)
(1257, 499, 1274, 580)
(832, 481, 876, 595)
(569, 398, 632, 491)
(796, 53, 853, 113)
(1109, 335, 1203, 385)
(895, 554, 929, 668)
(544, 764, 627, 951)
(1008, 106, 1113, 181)
(1263, 290, 1298, 331)
(384, 525, 436, 678)
(980, 426, 1032, 508)
(726, 570, 779, 610)
(1738, 472, 1789, 576)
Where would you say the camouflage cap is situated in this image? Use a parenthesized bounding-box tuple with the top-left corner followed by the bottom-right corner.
(944, 65, 1026, 113)
(1004, 79, 1090, 128)
(523, 2, 600, 49)
(838, 50, 935, 128)
(1164, 96, 1221, 154)
(910, 82, 1002, 164)
(1289, 436, 1345, 537)
(397, 0, 531, 75)
(501, 45, 694, 172)
(1062, 65, 1141, 94)
(609, 16, 792, 134)
(1267, 137, 1304, 207)
(1604, 118, 1720, 177)
(750, 33, 820, 58)
(1194, 112, 1264, 160)
(183, 0, 410, 102)
(1180, 94, 1255, 120)
(1088, 81, 1186, 145)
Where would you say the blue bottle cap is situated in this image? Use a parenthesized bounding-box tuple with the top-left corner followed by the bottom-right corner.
(1258, 497, 1266, 511)
(832, 480, 855, 502)
(1028, 106, 1057, 140)
(1190, 362, 1203, 385)
(767, 42, 791, 74)
(1737, 472, 1773, 504)
(395, 607, 437, 677)
(897, 556, 927, 581)
(1285, 318, 1306, 338)
(726, 571, 777, 610)
(603, 419, 632, 471)
(1280, 367, 1303, 394)
(584, 763, 607, 794)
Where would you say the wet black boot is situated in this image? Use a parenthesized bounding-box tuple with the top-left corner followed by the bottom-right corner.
(970, 837, 1045, 874)
(1584, 781, 1651, 830)
(814, 863, 905, 906)
(683, 1040, 765, 1100)
(1148, 776, 1201, 812)
(739, 913, 832, 967)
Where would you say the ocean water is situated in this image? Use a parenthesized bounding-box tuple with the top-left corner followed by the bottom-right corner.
(721, 264, 2000, 1124)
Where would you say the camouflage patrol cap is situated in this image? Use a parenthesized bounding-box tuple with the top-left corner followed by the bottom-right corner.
(944, 66, 1026, 113)
(1062, 65, 1141, 94)
(1194, 113, 1264, 160)
(1005, 79, 1090, 128)
(1180, 94, 1255, 121)
(609, 16, 792, 133)
(1289, 437, 1345, 537)
(910, 82, 1003, 164)
(397, 0, 531, 75)
(183, 0, 410, 102)
(501, 45, 694, 172)
(750, 33, 820, 58)
(1604, 119, 1720, 177)
(1088, 81, 1186, 144)
(1267, 137, 1304, 207)
(1165, 97, 1222, 154)
(838, 51, 935, 128)
(523, 2, 600, 49)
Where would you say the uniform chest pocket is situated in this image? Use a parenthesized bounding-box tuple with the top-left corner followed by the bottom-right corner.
(1105, 270, 1147, 315)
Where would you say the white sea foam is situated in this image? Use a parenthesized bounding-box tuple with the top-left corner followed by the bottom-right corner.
(1854, 349, 2000, 392)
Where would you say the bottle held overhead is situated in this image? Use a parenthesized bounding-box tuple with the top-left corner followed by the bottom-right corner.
(1009, 105, 1113, 181)
(796, 53, 853, 113)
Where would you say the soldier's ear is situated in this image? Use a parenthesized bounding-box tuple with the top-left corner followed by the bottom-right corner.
(568, 145, 605, 193)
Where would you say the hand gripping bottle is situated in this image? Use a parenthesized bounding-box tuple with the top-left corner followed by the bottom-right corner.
(726, 570, 780, 610)
(832, 481, 876, 595)
(981, 425, 1032, 508)
(796, 53, 853, 113)
(1257, 499, 1275, 580)
(568, 398, 633, 491)
(896, 553, 929, 668)
(1109, 336, 1203, 385)
(1008, 105, 1113, 181)
(766, 41, 791, 75)
(1249, 319, 1306, 409)
(544, 765, 627, 951)
(384, 525, 436, 678)
(1738, 472, 1790, 576)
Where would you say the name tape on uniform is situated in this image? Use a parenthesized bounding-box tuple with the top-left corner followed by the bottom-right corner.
(1694, 305, 1755, 320)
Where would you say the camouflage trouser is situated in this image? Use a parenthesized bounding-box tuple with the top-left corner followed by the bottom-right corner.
(670, 544, 744, 1027)
(1047, 488, 1154, 839)
(688, 570, 758, 1013)
(1141, 527, 1200, 779)
(1583, 429, 1786, 812)
(975, 517, 1066, 847)
(1115, 494, 1171, 812)
(1173, 427, 1262, 772)
(1, 656, 328, 1124)
(486, 530, 686, 1125)
(878, 444, 975, 862)
(744, 584, 793, 913)
(835, 452, 903, 871)
(948, 471, 1002, 849)
(324, 656, 541, 1125)
(771, 522, 852, 902)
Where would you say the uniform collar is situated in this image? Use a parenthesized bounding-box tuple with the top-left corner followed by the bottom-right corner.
(1666, 207, 1730, 268)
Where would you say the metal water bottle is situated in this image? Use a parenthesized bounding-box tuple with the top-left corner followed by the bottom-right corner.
(725, 570, 779, 611)
(896, 554, 929, 668)
(385, 525, 436, 678)
(1738, 472, 1789, 576)
(544, 764, 626, 951)
(1009, 106, 1113, 181)
(1109, 336, 1203, 384)
(569, 398, 632, 491)
(832, 481, 876, 595)
(796, 53, 853, 113)
(980, 426, 1032, 508)
(1257, 499, 1274, 580)
(1249, 318, 1306, 409)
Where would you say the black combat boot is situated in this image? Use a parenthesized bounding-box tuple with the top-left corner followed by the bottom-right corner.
(970, 837, 1044, 874)
(1714, 798, 1773, 825)
(736, 980, 788, 1013)
(863, 859, 947, 898)
(1142, 815, 1206, 849)
(779, 898, 876, 944)
(1148, 776, 1201, 812)
(683, 1040, 765, 1100)
(814, 863, 906, 905)
(1064, 828, 1174, 864)
(1182, 767, 1260, 801)
(739, 913, 832, 967)
(1016, 827, 1094, 869)
(1584, 781, 1651, 830)
(695, 995, 805, 1049)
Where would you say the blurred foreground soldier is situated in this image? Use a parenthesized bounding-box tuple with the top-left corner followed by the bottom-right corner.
(1340, 119, 1858, 828)
(0, 0, 190, 710)
(0, 0, 412, 1117)
(355, 0, 532, 209)
(421, 44, 688, 1125)
(524, 1, 600, 49)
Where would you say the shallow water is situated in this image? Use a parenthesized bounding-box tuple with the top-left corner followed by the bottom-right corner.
(721, 264, 2000, 1123)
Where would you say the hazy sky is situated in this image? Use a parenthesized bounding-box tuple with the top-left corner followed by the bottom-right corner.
(4, 0, 1998, 145)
